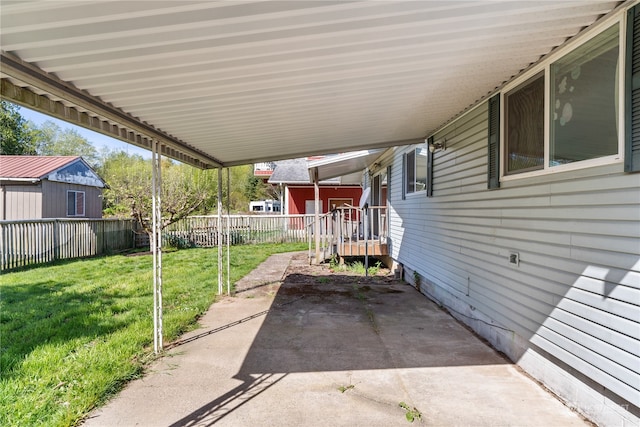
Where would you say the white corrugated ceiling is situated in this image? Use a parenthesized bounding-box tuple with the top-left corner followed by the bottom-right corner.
(0, 1, 623, 168)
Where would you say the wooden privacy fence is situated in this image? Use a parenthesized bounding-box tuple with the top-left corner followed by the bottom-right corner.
(165, 214, 312, 247)
(1, 215, 312, 270)
(0, 218, 135, 270)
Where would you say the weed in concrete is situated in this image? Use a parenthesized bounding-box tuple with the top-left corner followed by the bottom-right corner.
(352, 284, 379, 334)
(316, 276, 330, 284)
(399, 401, 422, 423)
(338, 384, 355, 393)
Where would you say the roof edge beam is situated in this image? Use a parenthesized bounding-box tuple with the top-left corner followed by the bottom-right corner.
(223, 138, 420, 167)
(1, 51, 222, 169)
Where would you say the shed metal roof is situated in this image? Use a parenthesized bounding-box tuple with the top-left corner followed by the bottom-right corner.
(0, 1, 625, 169)
(0, 155, 79, 179)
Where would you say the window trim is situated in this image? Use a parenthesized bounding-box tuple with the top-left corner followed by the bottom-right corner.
(67, 190, 85, 217)
(404, 146, 427, 196)
(499, 17, 625, 182)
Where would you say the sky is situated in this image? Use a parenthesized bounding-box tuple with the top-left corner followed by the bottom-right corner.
(18, 106, 152, 159)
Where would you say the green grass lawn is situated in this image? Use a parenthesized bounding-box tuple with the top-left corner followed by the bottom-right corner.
(0, 243, 306, 427)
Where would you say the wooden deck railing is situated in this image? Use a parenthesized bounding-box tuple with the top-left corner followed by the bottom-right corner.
(306, 206, 388, 263)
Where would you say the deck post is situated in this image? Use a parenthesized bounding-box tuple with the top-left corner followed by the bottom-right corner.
(364, 205, 369, 277)
(313, 168, 320, 264)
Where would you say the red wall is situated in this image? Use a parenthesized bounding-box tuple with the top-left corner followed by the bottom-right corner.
(287, 185, 362, 214)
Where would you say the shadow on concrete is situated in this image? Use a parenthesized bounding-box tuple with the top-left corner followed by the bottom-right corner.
(168, 373, 287, 427)
(169, 270, 507, 426)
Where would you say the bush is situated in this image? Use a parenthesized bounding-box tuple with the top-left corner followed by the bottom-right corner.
(162, 232, 194, 250)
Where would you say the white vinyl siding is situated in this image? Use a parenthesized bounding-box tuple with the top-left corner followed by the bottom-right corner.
(388, 98, 640, 415)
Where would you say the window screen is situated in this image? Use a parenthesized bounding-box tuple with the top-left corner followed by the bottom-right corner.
(505, 73, 545, 174)
(550, 24, 619, 165)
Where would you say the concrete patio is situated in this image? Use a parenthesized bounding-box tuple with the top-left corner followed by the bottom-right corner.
(83, 252, 588, 427)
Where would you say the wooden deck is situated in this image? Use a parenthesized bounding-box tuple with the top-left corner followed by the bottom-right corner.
(337, 241, 388, 257)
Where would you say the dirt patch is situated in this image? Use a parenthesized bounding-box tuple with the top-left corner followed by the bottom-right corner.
(284, 253, 395, 285)
(233, 252, 402, 299)
(277, 254, 401, 298)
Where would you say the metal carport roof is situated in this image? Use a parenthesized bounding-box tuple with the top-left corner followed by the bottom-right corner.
(0, 1, 624, 169)
(308, 149, 383, 182)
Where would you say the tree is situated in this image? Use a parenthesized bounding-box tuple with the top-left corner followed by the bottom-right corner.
(100, 150, 218, 237)
(35, 121, 99, 166)
(0, 100, 38, 155)
(242, 167, 278, 203)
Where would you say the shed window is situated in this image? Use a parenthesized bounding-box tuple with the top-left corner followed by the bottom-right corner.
(405, 147, 427, 194)
(67, 191, 85, 217)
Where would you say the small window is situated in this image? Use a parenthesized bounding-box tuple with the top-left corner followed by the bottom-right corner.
(550, 24, 619, 166)
(505, 73, 545, 174)
(405, 147, 427, 194)
(67, 191, 85, 217)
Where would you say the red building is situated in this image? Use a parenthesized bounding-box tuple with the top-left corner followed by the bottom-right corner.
(267, 158, 362, 215)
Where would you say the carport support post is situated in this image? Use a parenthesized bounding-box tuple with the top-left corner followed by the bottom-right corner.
(217, 168, 223, 295)
(151, 140, 163, 354)
(226, 167, 230, 296)
(313, 168, 320, 264)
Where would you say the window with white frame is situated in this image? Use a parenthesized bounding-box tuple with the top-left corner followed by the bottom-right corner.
(67, 190, 85, 216)
(501, 22, 620, 178)
(550, 24, 619, 165)
(405, 147, 427, 194)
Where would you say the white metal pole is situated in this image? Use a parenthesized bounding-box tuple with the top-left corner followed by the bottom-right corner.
(151, 142, 158, 354)
(156, 145, 163, 351)
(226, 167, 230, 296)
(217, 168, 223, 295)
(151, 141, 163, 354)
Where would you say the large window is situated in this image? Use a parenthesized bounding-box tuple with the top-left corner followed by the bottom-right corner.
(67, 190, 85, 217)
(501, 23, 620, 178)
(550, 24, 619, 165)
(405, 147, 427, 194)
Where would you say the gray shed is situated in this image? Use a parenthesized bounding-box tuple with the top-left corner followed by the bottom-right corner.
(0, 156, 106, 220)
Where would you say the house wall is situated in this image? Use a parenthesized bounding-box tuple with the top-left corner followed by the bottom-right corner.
(41, 181, 103, 218)
(386, 18, 640, 427)
(0, 183, 43, 220)
(286, 185, 362, 215)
